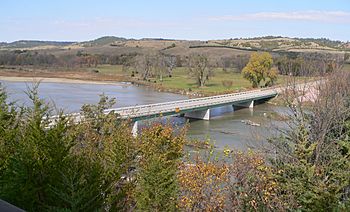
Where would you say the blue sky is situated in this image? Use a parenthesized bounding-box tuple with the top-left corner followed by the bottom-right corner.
(1, 0, 349, 42)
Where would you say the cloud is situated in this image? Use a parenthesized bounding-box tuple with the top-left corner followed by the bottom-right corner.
(210, 11, 350, 23)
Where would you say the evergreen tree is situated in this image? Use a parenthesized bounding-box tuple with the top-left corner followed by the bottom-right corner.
(135, 125, 185, 211)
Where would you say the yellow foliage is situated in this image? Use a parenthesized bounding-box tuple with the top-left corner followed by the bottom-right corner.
(242, 52, 276, 88)
(230, 151, 283, 210)
(178, 161, 229, 211)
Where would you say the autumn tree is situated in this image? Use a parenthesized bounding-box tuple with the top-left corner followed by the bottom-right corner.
(178, 158, 229, 211)
(188, 54, 213, 87)
(228, 151, 283, 211)
(242, 52, 276, 88)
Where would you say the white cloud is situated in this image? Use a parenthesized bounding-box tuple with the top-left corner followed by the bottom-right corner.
(210, 11, 350, 23)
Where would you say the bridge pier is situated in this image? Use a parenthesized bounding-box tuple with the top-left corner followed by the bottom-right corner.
(184, 109, 211, 120)
(132, 121, 139, 137)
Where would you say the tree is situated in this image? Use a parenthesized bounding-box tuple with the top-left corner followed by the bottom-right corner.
(135, 124, 185, 211)
(153, 53, 167, 82)
(242, 52, 275, 88)
(164, 54, 176, 77)
(121, 54, 135, 73)
(220, 57, 232, 72)
(188, 54, 213, 87)
(0, 84, 20, 177)
(135, 54, 153, 80)
(232, 54, 250, 72)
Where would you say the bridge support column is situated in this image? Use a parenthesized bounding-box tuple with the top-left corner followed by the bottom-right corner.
(184, 109, 211, 120)
(132, 121, 139, 137)
(233, 100, 254, 109)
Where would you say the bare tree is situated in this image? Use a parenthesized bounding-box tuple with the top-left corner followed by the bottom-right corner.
(232, 54, 250, 72)
(153, 53, 167, 82)
(135, 54, 153, 80)
(220, 57, 232, 72)
(187, 54, 213, 87)
(121, 54, 135, 73)
(164, 54, 176, 77)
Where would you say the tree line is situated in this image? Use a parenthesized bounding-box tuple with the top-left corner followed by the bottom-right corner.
(275, 52, 346, 76)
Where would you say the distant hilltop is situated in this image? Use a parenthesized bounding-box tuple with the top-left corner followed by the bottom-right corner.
(0, 36, 349, 53)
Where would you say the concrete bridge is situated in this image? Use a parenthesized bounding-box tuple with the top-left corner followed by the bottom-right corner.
(102, 88, 278, 136)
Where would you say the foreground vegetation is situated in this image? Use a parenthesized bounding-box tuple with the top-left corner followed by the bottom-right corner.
(1, 70, 350, 211)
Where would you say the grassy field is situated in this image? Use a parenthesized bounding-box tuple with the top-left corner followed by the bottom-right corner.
(87, 65, 306, 95)
(156, 67, 250, 94)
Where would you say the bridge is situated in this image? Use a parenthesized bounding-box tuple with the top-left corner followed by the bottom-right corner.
(103, 88, 278, 136)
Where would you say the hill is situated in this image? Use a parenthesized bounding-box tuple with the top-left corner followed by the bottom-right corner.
(209, 36, 348, 52)
(0, 40, 74, 49)
(79, 36, 127, 47)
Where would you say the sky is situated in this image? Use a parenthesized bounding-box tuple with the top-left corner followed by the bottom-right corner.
(1, 0, 350, 42)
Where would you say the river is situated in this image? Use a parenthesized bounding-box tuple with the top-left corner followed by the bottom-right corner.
(0, 79, 286, 151)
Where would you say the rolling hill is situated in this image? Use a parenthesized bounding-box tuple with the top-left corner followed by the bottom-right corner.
(0, 36, 348, 59)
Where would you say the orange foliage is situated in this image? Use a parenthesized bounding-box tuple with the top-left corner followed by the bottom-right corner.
(229, 151, 283, 211)
(178, 160, 229, 211)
